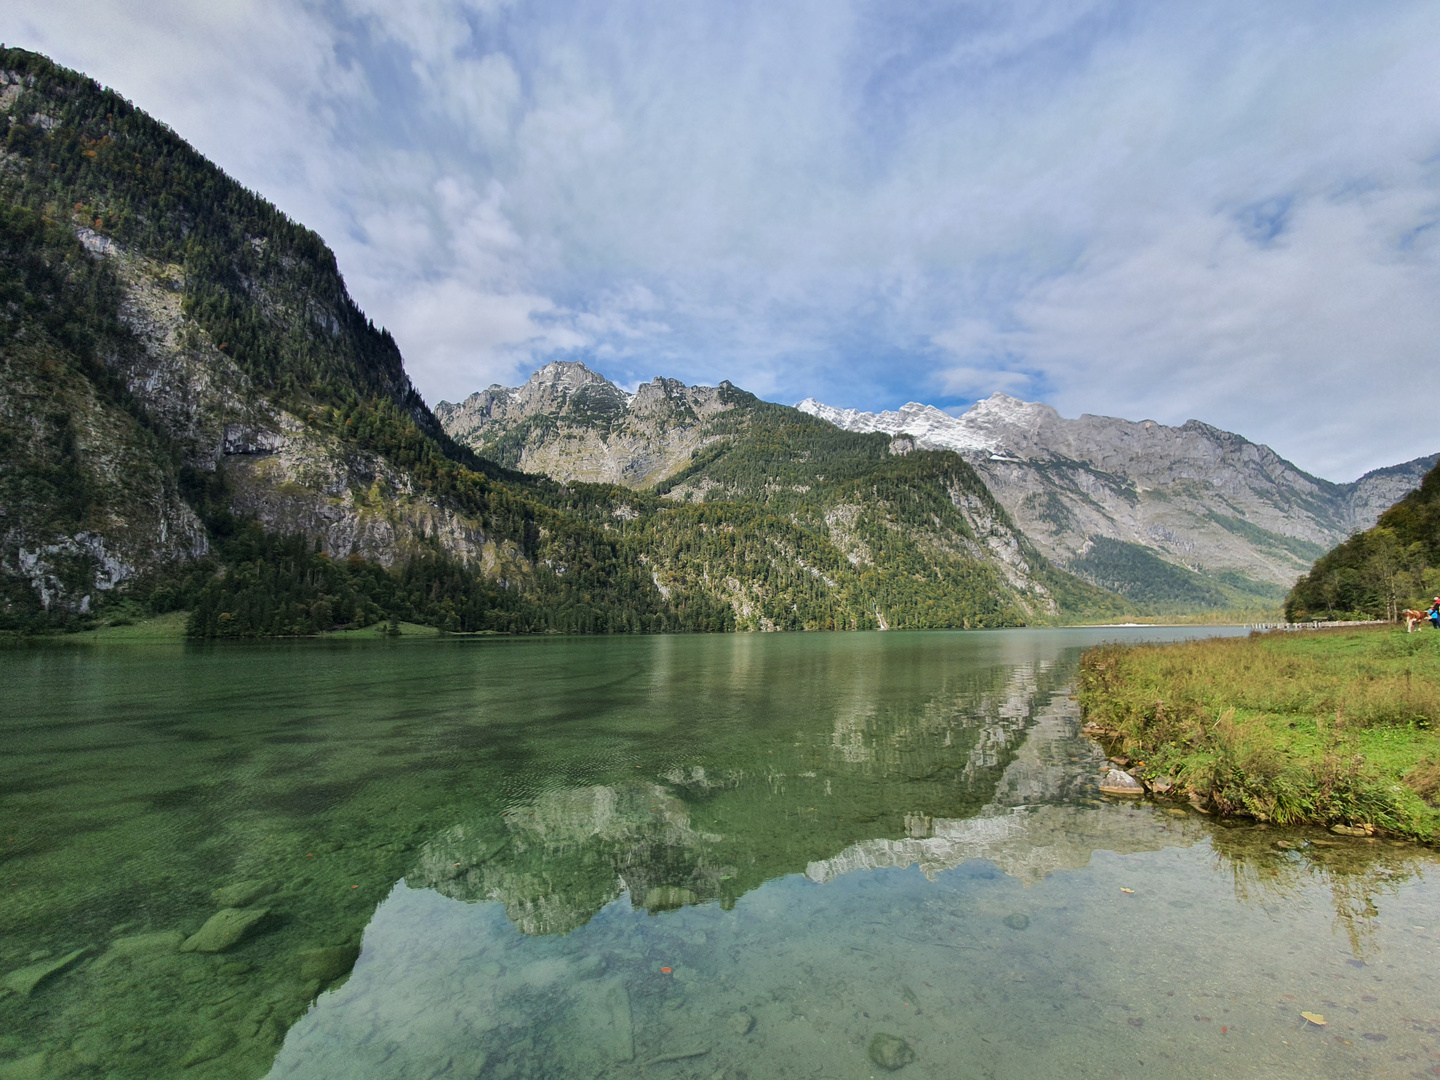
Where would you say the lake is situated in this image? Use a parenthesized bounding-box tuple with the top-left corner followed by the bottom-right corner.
(2, 628, 1437, 1080)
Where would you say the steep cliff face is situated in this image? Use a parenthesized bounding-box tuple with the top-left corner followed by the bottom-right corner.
(800, 394, 1437, 604)
(0, 56, 494, 622)
(0, 49, 666, 631)
(436, 362, 743, 487)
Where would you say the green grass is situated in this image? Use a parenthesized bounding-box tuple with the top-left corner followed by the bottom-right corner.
(1078, 625, 1440, 840)
(327, 620, 444, 638)
(64, 610, 190, 642)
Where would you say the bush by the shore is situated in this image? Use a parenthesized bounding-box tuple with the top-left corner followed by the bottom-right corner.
(1078, 626, 1440, 841)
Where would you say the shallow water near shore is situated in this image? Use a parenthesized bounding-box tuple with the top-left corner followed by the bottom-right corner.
(3, 628, 1438, 1080)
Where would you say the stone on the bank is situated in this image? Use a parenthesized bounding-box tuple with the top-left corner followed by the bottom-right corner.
(1002, 913, 1030, 930)
(1099, 769, 1144, 796)
(1330, 824, 1374, 837)
(2, 948, 87, 997)
(727, 1011, 755, 1035)
(214, 879, 271, 908)
(868, 1033, 915, 1071)
(298, 944, 359, 984)
(181, 908, 269, 953)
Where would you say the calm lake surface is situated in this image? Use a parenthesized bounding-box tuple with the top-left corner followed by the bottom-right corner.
(3, 628, 1439, 1080)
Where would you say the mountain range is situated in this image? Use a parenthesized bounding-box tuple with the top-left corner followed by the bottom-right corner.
(0, 48, 1101, 635)
(437, 366, 1435, 613)
(2, 47, 1433, 636)
(798, 395, 1436, 608)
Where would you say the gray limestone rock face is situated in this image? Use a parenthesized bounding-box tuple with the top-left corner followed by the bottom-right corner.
(180, 908, 270, 953)
(436, 362, 743, 487)
(644, 886, 699, 912)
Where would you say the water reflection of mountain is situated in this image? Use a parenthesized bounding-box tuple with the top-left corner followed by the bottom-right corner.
(407, 660, 1105, 933)
(805, 694, 1210, 885)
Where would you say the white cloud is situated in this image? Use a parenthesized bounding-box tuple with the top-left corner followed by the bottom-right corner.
(6, 0, 1440, 477)
(390, 278, 586, 401)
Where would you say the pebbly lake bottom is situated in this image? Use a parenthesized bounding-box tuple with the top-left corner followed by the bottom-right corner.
(2, 628, 1439, 1080)
(275, 837, 1440, 1080)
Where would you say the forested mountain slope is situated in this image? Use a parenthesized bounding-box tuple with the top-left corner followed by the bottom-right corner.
(801, 394, 1437, 611)
(1286, 459, 1440, 621)
(441, 363, 1125, 627)
(1, 49, 1115, 634)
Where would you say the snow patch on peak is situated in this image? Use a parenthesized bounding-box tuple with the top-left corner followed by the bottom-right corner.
(797, 395, 1038, 455)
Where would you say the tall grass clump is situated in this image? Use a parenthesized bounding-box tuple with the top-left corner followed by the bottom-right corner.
(1078, 626, 1440, 840)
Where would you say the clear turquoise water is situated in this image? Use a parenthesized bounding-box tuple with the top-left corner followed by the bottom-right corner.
(2, 628, 1437, 1080)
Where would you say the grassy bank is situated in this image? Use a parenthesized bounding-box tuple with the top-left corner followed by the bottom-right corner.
(1078, 625, 1440, 841)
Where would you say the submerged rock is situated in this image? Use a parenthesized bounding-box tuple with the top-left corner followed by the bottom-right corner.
(108, 931, 184, 958)
(567, 976, 634, 1067)
(1099, 769, 1144, 797)
(298, 944, 359, 984)
(727, 1011, 755, 1035)
(573, 953, 607, 980)
(868, 1033, 915, 1071)
(2, 948, 87, 997)
(181, 908, 269, 953)
(1002, 913, 1030, 930)
(179, 1028, 236, 1067)
(214, 879, 272, 908)
(0, 1052, 48, 1079)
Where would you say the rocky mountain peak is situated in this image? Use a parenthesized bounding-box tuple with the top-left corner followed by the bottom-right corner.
(801, 389, 1437, 599)
(437, 369, 745, 486)
(526, 359, 618, 394)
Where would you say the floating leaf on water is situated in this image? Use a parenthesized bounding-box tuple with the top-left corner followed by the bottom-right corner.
(1301, 1012, 1327, 1026)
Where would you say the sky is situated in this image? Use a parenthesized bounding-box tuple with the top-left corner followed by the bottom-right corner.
(5, 1, 1440, 481)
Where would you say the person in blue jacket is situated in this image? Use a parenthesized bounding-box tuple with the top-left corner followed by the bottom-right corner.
(1430, 597, 1440, 629)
